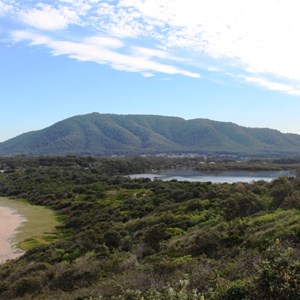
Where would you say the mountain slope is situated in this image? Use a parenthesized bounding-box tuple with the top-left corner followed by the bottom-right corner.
(1, 113, 300, 156)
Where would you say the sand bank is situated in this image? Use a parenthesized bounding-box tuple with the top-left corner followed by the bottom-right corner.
(0, 196, 59, 264)
(0, 206, 26, 264)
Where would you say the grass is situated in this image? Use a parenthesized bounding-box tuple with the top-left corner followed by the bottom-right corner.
(0, 197, 60, 250)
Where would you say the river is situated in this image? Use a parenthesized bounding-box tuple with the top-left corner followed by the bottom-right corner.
(128, 170, 292, 183)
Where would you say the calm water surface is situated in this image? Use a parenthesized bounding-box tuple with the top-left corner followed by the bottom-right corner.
(129, 170, 291, 183)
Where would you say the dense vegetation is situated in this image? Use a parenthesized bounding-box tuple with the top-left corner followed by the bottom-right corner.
(1, 157, 300, 299)
(2, 113, 300, 156)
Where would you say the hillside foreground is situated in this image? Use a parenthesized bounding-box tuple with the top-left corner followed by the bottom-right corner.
(0, 156, 300, 299)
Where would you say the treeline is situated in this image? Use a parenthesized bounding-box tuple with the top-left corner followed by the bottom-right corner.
(1, 155, 300, 174)
(0, 156, 199, 174)
(0, 157, 300, 299)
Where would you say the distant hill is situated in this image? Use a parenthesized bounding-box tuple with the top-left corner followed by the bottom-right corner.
(1, 113, 300, 157)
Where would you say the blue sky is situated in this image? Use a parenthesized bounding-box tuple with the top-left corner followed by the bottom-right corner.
(1, 0, 300, 142)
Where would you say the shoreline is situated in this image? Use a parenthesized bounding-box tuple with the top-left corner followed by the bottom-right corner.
(0, 206, 26, 264)
(0, 196, 60, 265)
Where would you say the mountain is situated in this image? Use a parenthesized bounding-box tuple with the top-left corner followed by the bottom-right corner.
(1, 113, 300, 157)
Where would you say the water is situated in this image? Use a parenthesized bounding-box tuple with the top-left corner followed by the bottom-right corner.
(129, 170, 291, 183)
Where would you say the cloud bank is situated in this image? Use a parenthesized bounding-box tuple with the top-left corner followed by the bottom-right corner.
(2, 0, 300, 92)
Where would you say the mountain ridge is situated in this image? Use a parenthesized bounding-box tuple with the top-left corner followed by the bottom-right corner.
(1, 113, 300, 157)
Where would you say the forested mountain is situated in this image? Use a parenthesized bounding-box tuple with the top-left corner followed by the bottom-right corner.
(1, 113, 300, 156)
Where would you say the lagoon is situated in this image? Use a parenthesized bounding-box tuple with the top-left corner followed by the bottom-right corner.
(129, 170, 291, 183)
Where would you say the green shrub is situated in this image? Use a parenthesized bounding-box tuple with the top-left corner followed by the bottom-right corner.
(253, 240, 300, 300)
(12, 277, 42, 297)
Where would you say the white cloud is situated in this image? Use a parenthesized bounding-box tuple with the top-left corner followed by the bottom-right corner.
(94, 0, 300, 93)
(18, 4, 80, 30)
(5, 0, 300, 89)
(94, 2, 144, 38)
(11, 30, 200, 78)
(131, 46, 183, 62)
(245, 77, 300, 96)
(58, 0, 94, 16)
(0, 0, 14, 16)
(85, 36, 124, 49)
(142, 72, 154, 77)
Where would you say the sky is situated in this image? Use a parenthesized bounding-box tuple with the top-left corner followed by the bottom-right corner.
(1, 0, 300, 142)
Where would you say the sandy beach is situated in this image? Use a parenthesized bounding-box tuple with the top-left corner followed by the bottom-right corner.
(0, 206, 26, 264)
